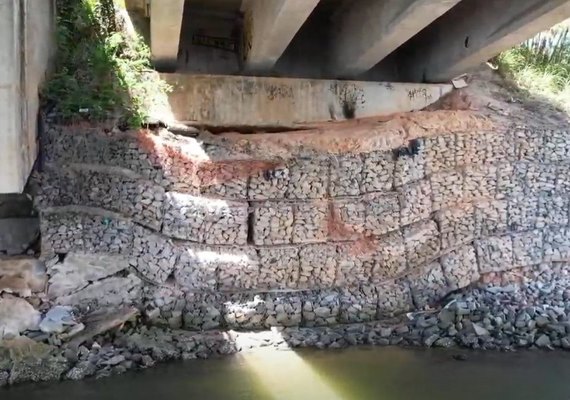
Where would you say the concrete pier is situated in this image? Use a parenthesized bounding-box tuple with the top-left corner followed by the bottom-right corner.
(150, 0, 185, 71)
(0, 0, 55, 194)
(241, 0, 320, 73)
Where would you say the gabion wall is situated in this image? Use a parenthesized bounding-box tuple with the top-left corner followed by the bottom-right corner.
(36, 124, 570, 330)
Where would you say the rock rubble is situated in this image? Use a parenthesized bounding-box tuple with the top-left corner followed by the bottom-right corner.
(3, 267, 570, 386)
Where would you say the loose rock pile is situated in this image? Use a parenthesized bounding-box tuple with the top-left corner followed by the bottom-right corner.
(3, 265, 570, 386)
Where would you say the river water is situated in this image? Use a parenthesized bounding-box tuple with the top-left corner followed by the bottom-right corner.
(3, 347, 570, 400)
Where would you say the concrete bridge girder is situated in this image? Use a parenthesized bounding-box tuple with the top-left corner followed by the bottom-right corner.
(328, 0, 462, 78)
(399, 0, 570, 82)
(148, 0, 570, 82)
(241, 0, 321, 73)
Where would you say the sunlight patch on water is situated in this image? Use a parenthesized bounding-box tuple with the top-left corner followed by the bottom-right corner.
(239, 348, 346, 400)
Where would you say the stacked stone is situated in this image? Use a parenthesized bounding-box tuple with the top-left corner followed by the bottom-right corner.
(162, 192, 248, 245)
(339, 286, 378, 323)
(183, 292, 224, 330)
(141, 285, 411, 331)
(37, 124, 570, 331)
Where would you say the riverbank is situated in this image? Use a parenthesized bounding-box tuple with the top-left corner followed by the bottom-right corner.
(2, 262, 570, 387)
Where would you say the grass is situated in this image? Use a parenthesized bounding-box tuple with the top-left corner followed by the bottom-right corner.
(43, 0, 170, 127)
(496, 22, 570, 111)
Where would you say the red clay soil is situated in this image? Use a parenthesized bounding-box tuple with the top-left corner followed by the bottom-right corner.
(218, 109, 495, 158)
(137, 129, 282, 187)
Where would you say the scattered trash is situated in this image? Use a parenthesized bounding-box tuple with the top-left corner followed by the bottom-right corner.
(39, 306, 77, 334)
(485, 61, 499, 70)
(452, 75, 469, 89)
(486, 103, 509, 116)
(60, 323, 86, 341)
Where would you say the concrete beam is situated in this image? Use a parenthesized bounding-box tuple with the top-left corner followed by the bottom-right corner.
(241, 0, 320, 73)
(329, 0, 461, 78)
(161, 74, 453, 128)
(150, 0, 185, 71)
(400, 0, 570, 82)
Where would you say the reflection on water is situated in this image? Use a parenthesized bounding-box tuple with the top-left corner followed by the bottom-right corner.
(4, 347, 570, 400)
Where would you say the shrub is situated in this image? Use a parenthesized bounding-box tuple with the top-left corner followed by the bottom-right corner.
(43, 0, 170, 127)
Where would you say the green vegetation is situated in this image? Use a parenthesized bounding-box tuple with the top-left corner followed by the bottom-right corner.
(43, 0, 170, 127)
(496, 22, 570, 110)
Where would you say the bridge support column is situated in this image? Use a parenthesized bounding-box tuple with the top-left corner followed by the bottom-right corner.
(328, 0, 461, 78)
(241, 0, 320, 73)
(400, 0, 570, 82)
(0, 0, 24, 193)
(150, 0, 185, 71)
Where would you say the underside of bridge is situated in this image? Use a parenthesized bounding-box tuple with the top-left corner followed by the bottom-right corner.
(142, 0, 570, 83)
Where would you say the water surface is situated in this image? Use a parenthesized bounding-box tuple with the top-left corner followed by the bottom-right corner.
(4, 347, 570, 400)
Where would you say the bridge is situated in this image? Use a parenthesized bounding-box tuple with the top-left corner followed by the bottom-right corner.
(145, 0, 570, 82)
(2, 1, 570, 369)
(137, 0, 570, 129)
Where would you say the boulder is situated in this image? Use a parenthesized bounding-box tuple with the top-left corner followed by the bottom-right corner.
(126, 328, 179, 361)
(47, 253, 128, 299)
(0, 218, 39, 256)
(66, 360, 97, 380)
(56, 275, 142, 310)
(67, 307, 138, 348)
(472, 323, 490, 337)
(2, 337, 68, 385)
(0, 296, 41, 339)
(0, 371, 9, 387)
(0, 258, 47, 296)
(535, 334, 552, 348)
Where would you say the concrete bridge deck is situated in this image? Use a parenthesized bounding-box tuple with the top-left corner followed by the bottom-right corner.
(145, 0, 570, 82)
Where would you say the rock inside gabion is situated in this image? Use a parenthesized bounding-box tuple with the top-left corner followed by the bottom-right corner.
(35, 125, 570, 331)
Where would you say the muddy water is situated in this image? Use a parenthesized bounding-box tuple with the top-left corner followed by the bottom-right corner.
(3, 347, 570, 400)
